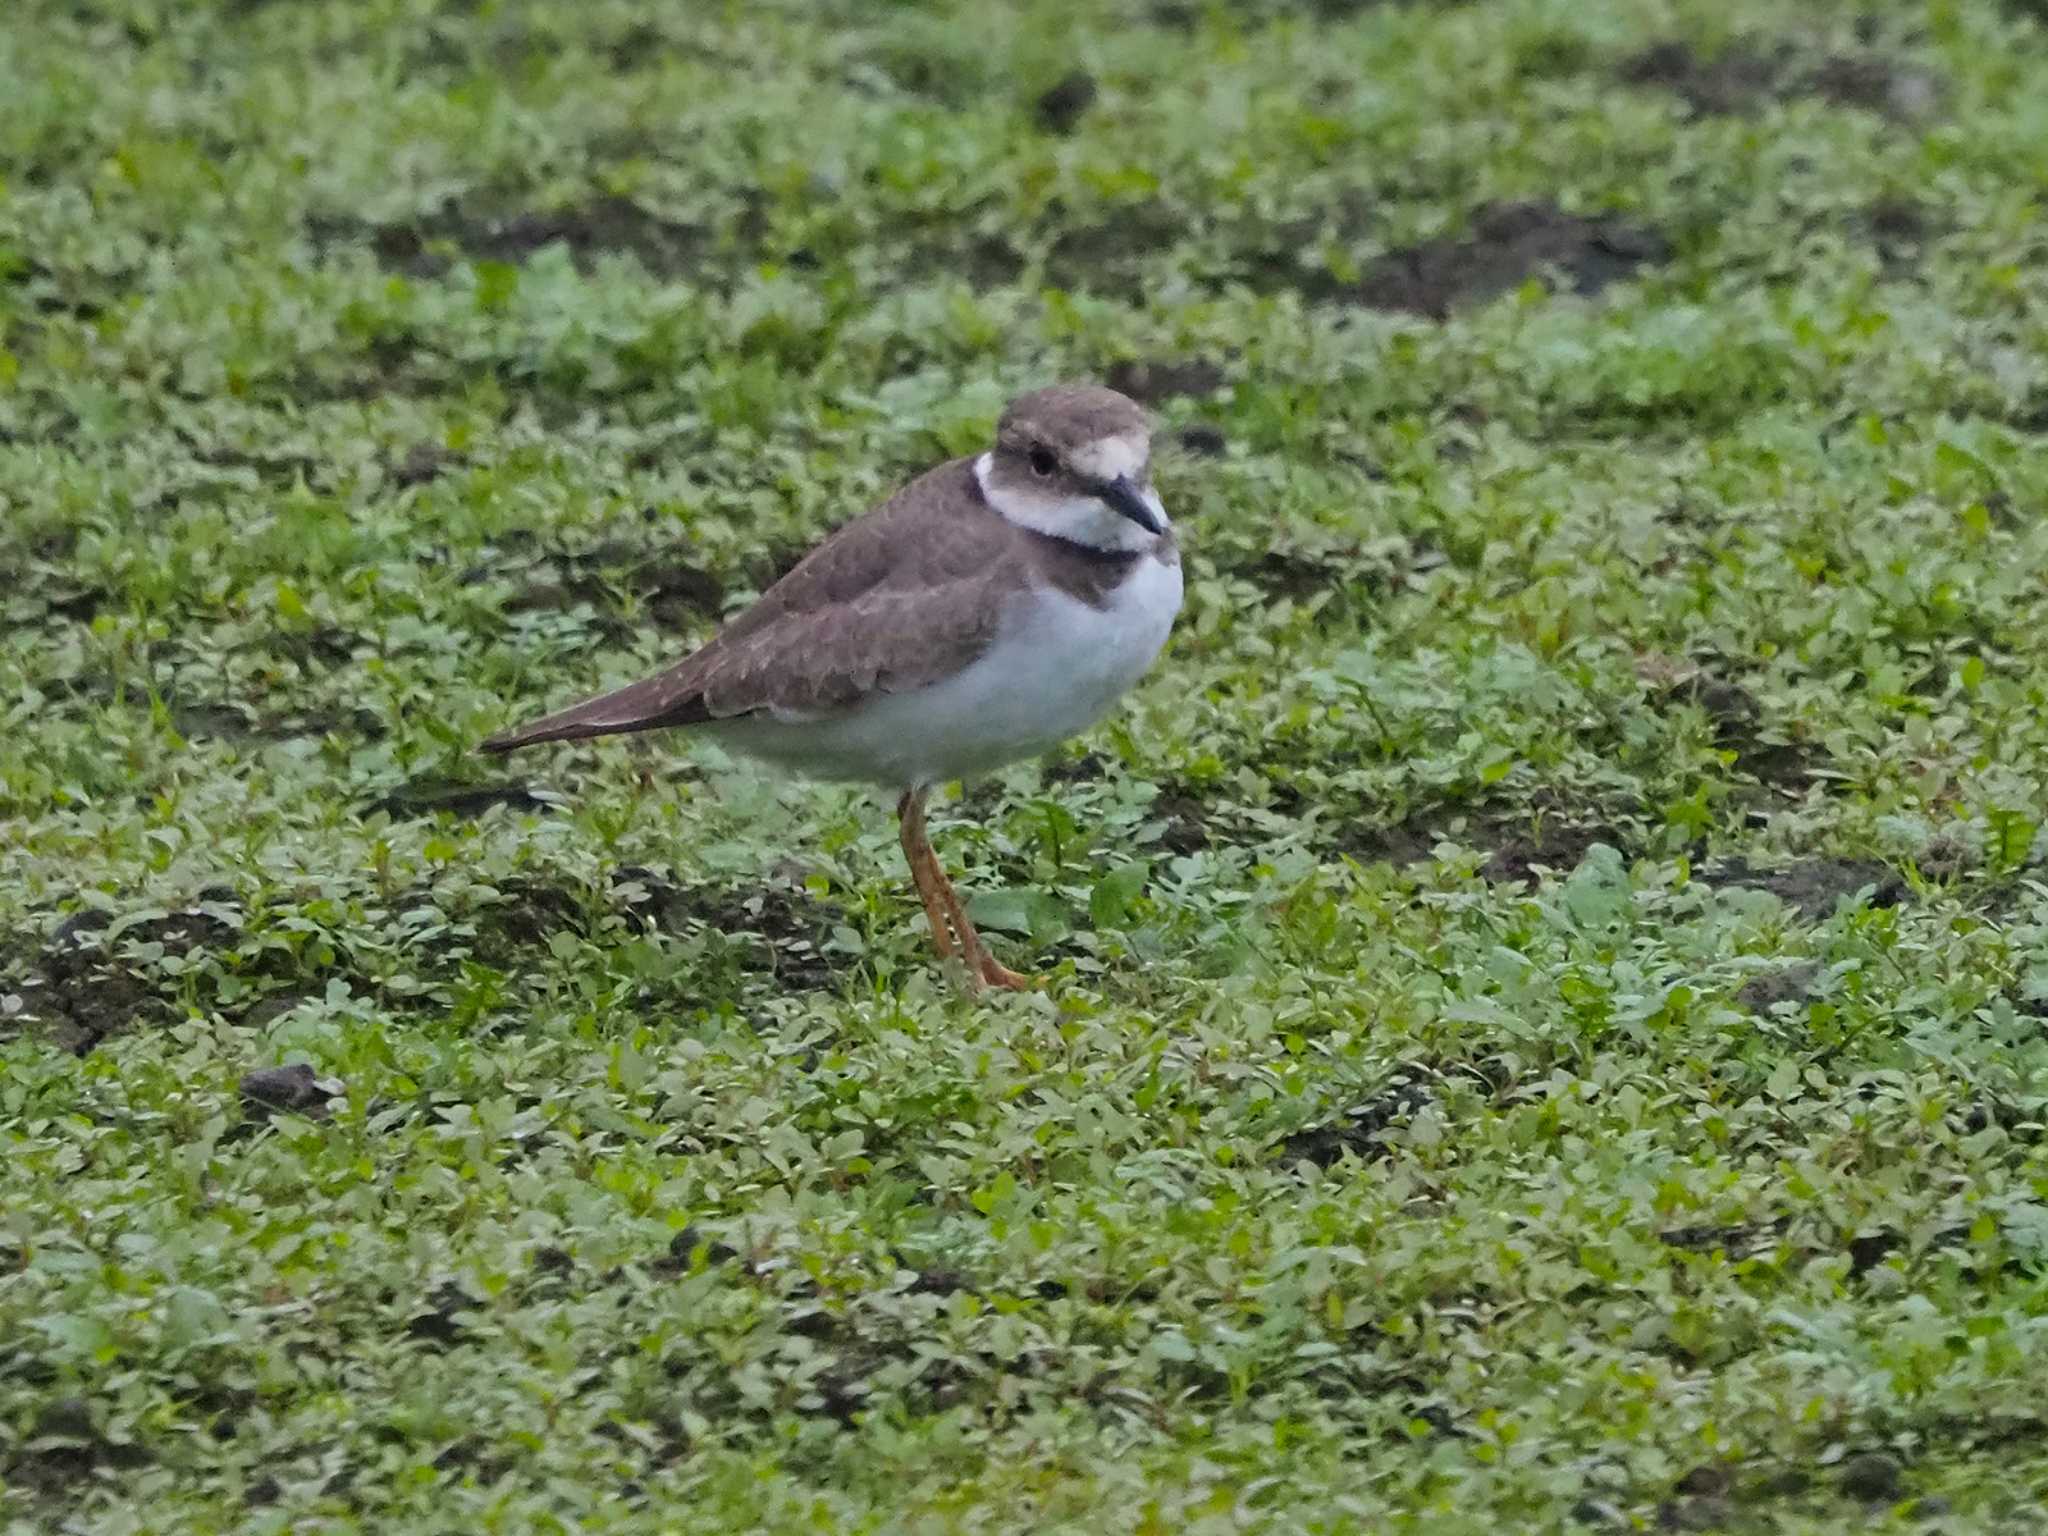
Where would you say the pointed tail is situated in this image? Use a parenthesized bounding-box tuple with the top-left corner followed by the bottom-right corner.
(479, 672, 710, 754)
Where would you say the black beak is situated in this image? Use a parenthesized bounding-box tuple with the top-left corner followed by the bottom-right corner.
(1097, 474, 1164, 535)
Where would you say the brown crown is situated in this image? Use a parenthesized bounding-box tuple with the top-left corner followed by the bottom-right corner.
(996, 384, 1149, 456)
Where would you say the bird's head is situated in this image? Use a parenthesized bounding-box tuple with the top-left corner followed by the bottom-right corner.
(976, 384, 1168, 554)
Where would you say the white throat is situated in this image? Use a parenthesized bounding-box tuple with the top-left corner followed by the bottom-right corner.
(974, 451, 1169, 554)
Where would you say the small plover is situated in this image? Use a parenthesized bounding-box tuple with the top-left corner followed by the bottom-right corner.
(482, 384, 1182, 993)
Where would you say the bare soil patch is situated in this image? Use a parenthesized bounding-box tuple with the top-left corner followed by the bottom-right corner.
(1104, 357, 1227, 405)
(1353, 202, 1670, 318)
(1621, 40, 1941, 120)
(313, 196, 713, 280)
(369, 779, 562, 820)
(467, 864, 840, 991)
(10, 906, 239, 1054)
(1276, 1077, 1434, 1167)
(479, 536, 728, 641)
(1639, 659, 1816, 788)
(1734, 961, 1823, 1012)
(1705, 857, 1906, 919)
(239, 1062, 341, 1120)
(1034, 71, 1098, 134)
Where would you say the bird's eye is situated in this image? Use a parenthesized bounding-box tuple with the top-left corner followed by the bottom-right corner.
(1028, 447, 1058, 478)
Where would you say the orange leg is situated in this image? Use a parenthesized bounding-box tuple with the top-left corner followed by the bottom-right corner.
(926, 855, 1033, 993)
(896, 789, 1035, 994)
(896, 789, 956, 962)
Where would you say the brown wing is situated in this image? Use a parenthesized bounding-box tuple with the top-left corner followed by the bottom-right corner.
(479, 459, 1012, 753)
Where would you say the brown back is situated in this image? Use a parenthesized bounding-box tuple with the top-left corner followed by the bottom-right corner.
(480, 458, 1147, 751)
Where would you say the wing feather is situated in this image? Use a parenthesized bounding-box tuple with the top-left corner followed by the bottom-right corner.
(480, 459, 1010, 753)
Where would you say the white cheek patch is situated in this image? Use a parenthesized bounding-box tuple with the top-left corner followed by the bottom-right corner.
(975, 452, 1157, 553)
(1068, 433, 1148, 484)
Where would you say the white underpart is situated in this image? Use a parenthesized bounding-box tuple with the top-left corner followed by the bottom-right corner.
(973, 450, 1169, 554)
(710, 555, 1184, 790)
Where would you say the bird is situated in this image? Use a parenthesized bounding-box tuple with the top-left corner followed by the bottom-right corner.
(480, 384, 1183, 994)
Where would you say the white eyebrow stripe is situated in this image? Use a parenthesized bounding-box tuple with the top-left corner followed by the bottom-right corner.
(1068, 434, 1147, 483)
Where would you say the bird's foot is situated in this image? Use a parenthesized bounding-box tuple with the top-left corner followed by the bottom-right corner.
(975, 953, 1038, 992)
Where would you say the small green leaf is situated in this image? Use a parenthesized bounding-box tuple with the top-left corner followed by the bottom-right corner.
(473, 259, 519, 312)
(1986, 807, 2036, 873)
(1088, 861, 1149, 929)
(967, 888, 1068, 941)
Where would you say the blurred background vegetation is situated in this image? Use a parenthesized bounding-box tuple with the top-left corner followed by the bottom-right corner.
(5, 0, 2048, 1530)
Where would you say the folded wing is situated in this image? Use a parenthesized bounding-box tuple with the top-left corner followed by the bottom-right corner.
(480, 460, 1011, 753)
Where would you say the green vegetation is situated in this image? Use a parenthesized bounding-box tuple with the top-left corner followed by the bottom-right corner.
(7, 0, 2048, 1528)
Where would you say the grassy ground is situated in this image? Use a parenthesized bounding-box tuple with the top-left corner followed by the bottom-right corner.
(6, 0, 2048, 1529)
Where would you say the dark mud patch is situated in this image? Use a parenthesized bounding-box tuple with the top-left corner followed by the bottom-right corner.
(648, 1226, 742, 1277)
(1040, 751, 1109, 787)
(389, 441, 463, 489)
(1342, 201, 1669, 318)
(164, 430, 327, 490)
(260, 621, 367, 672)
(369, 779, 564, 821)
(403, 1281, 477, 1351)
(1837, 1452, 1905, 1503)
(1849, 198, 1940, 279)
(1706, 858, 1906, 919)
(239, 1062, 343, 1120)
(1104, 356, 1227, 405)
(1805, 54, 1942, 119)
(6, 570, 106, 626)
(1619, 39, 1783, 115)
(478, 537, 727, 639)
(1659, 1217, 1787, 1257)
(313, 195, 712, 280)
(1152, 0, 1457, 24)
(1620, 40, 1941, 120)
(170, 699, 383, 745)
(1276, 1078, 1434, 1167)
(1222, 534, 1443, 612)
(1319, 792, 1640, 884)
(691, 883, 839, 990)
(1042, 199, 1191, 300)
(1240, 548, 1333, 604)
(1845, 1231, 1905, 1277)
(1329, 813, 1441, 868)
(1480, 818, 1634, 885)
(1147, 791, 1214, 857)
(463, 876, 589, 961)
(7, 1395, 153, 1501)
(1860, 198, 1930, 245)
(897, 219, 1029, 293)
(45, 672, 382, 744)
(10, 905, 240, 1054)
(2000, 392, 2048, 435)
(1033, 70, 1098, 133)
(1734, 960, 1822, 1012)
(469, 865, 839, 990)
(1639, 660, 1815, 787)
(1, 254, 143, 326)
(1169, 423, 1229, 458)
(618, 1247, 993, 1425)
